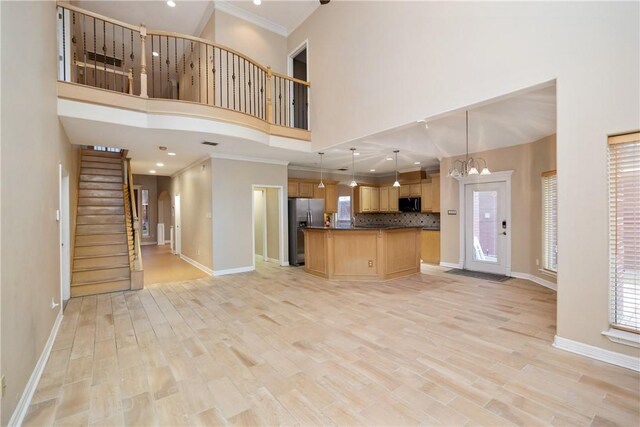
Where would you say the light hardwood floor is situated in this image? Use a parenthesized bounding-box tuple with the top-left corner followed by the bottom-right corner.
(24, 263, 639, 426)
(141, 245, 208, 286)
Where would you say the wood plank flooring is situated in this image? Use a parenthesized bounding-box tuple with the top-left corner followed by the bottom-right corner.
(141, 245, 208, 286)
(24, 263, 639, 426)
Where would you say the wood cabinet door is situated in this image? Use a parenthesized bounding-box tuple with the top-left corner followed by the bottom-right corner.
(299, 182, 314, 198)
(410, 184, 422, 197)
(371, 187, 380, 212)
(361, 187, 371, 212)
(313, 184, 324, 199)
(324, 184, 337, 213)
(421, 230, 441, 264)
(288, 181, 299, 197)
(389, 186, 399, 211)
(399, 185, 410, 197)
(379, 187, 389, 212)
(431, 174, 440, 213)
(421, 182, 433, 212)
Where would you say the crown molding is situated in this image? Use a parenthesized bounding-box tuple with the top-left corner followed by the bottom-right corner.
(214, 1, 288, 37)
(170, 156, 211, 178)
(210, 153, 289, 166)
(194, 1, 216, 38)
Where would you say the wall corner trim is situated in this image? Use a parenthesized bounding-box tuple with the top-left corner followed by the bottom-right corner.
(213, 265, 256, 276)
(511, 271, 557, 291)
(8, 311, 64, 427)
(553, 335, 640, 372)
(179, 254, 214, 276)
(214, 1, 288, 37)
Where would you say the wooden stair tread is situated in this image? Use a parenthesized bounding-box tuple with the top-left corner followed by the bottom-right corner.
(76, 232, 126, 236)
(71, 276, 130, 285)
(73, 263, 130, 273)
(74, 253, 129, 260)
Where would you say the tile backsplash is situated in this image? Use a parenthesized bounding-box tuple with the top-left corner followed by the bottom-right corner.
(354, 212, 440, 229)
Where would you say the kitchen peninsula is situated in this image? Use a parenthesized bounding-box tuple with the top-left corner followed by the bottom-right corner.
(303, 226, 421, 280)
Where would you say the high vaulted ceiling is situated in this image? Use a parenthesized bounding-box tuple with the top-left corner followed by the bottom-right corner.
(73, 1, 320, 37)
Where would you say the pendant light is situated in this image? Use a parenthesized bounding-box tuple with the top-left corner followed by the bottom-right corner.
(393, 150, 401, 187)
(318, 152, 325, 189)
(448, 110, 491, 178)
(349, 148, 358, 188)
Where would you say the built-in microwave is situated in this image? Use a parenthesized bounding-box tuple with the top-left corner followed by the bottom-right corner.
(399, 197, 421, 212)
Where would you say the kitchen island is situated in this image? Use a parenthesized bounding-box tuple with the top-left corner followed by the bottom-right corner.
(303, 226, 421, 281)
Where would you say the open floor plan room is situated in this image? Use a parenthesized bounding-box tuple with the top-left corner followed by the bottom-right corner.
(23, 264, 639, 426)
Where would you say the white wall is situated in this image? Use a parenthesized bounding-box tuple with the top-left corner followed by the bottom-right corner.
(289, 1, 640, 357)
(1, 2, 77, 423)
(211, 158, 288, 272)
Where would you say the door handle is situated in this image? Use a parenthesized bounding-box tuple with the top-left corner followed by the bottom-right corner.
(501, 231, 507, 235)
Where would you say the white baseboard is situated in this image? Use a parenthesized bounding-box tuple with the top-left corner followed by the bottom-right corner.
(266, 257, 280, 264)
(213, 265, 255, 276)
(553, 335, 640, 372)
(511, 271, 557, 291)
(440, 261, 462, 269)
(164, 240, 171, 244)
(280, 262, 290, 267)
(9, 311, 64, 427)
(179, 254, 213, 275)
(141, 241, 158, 246)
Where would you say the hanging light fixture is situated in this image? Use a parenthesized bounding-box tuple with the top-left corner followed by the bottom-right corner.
(448, 110, 491, 178)
(349, 148, 358, 188)
(318, 152, 325, 189)
(393, 150, 401, 187)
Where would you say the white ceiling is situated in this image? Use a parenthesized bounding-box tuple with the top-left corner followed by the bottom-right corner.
(59, 82, 556, 177)
(73, 1, 320, 37)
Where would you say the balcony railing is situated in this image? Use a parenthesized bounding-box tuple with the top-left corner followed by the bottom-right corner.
(56, 3, 310, 132)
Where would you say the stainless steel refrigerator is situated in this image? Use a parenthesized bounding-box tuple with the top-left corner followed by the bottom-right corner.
(288, 198, 324, 266)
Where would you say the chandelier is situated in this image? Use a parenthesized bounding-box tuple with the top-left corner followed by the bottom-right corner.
(448, 110, 491, 178)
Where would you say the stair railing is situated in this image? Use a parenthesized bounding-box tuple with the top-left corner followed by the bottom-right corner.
(122, 156, 143, 272)
(56, 2, 311, 131)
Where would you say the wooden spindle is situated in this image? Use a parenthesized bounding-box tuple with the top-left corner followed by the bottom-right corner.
(139, 24, 148, 98)
(266, 67, 273, 124)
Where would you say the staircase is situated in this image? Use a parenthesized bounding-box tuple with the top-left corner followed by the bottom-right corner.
(71, 149, 132, 297)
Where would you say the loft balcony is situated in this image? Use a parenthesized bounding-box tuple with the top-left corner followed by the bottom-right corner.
(55, 2, 311, 146)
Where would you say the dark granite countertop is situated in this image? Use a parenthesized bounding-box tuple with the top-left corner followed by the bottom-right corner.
(304, 225, 423, 231)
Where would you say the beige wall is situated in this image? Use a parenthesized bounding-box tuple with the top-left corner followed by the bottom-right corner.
(289, 1, 639, 356)
(171, 159, 213, 269)
(211, 158, 288, 272)
(265, 187, 280, 261)
(440, 135, 556, 285)
(214, 10, 287, 74)
(1, 1, 78, 423)
(253, 190, 265, 257)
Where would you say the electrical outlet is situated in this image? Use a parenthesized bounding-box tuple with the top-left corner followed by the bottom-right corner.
(368, 260, 373, 267)
(536, 258, 540, 266)
(1, 375, 6, 398)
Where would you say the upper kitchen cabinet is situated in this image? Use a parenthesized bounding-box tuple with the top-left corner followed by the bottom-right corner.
(389, 186, 399, 211)
(354, 186, 380, 213)
(399, 183, 421, 198)
(288, 180, 300, 197)
(299, 182, 314, 198)
(379, 186, 399, 212)
(420, 173, 440, 213)
(324, 184, 338, 213)
(288, 179, 338, 213)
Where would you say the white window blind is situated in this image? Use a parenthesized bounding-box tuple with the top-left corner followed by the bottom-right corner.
(608, 132, 640, 333)
(542, 171, 558, 272)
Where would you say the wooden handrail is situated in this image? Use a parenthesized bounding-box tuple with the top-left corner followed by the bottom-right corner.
(56, 2, 140, 32)
(271, 72, 311, 87)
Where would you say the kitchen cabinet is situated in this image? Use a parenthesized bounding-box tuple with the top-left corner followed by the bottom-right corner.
(288, 180, 299, 197)
(354, 186, 380, 213)
(389, 186, 399, 211)
(313, 184, 324, 199)
(421, 182, 433, 212)
(421, 230, 440, 265)
(420, 173, 440, 213)
(324, 184, 337, 213)
(299, 182, 314, 198)
(400, 184, 421, 197)
(379, 187, 389, 211)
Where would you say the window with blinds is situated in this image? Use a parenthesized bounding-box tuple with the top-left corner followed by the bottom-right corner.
(608, 132, 640, 333)
(542, 171, 558, 272)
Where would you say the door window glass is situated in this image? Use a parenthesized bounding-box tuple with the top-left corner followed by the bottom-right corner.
(472, 190, 498, 262)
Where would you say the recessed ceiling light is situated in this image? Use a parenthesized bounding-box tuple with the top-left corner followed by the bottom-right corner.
(354, 152, 360, 156)
(156, 163, 164, 167)
(166, 0, 176, 7)
(414, 161, 421, 165)
(253, 0, 261, 5)
(149, 170, 156, 174)
(167, 152, 176, 156)
(386, 157, 393, 161)
(152, 51, 159, 57)
(370, 169, 376, 172)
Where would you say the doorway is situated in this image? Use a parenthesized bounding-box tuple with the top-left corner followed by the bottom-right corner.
(58, 164, 70, 305)
(459, 172, 512, 276)
(252, 185, 285, 268)
(174, 194, 181, 256)
(288, 41, 308, 130)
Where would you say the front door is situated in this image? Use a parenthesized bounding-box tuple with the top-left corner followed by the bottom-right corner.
(464, 181, 508, 275)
